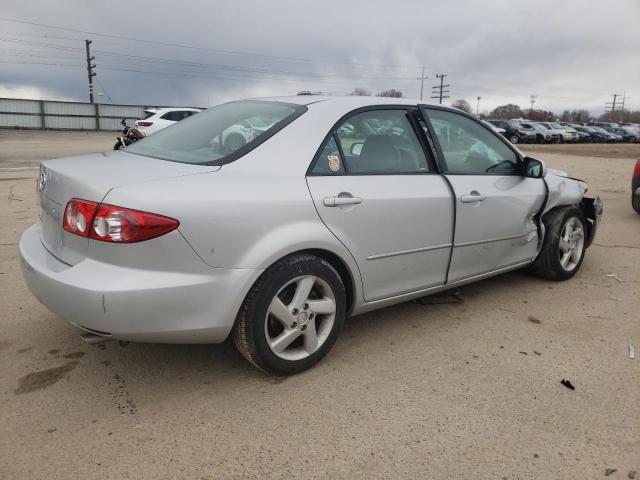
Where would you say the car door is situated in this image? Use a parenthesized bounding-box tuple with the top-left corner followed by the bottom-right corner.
(306, 107, 454, 302)
(420, 106, 546, 283)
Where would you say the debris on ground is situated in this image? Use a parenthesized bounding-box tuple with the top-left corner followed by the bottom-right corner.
(416, 290, 463, 305)
(560, 379, 575, 390)
(628, 470, 636, 479)
(533, 350, 542, 356)
(519, 351, 528, 355)
(606, 273, 623, 282)
(528, 316, 542, 324)
(630, 344, 636, 360)
(605, 468, 617, 476)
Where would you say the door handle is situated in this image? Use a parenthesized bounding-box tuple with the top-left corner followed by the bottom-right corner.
(460, 191, 486, 203)
(323, 196, 363, 207)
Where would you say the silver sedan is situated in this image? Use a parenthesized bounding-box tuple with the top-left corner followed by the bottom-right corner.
(20, 96, 603, 373)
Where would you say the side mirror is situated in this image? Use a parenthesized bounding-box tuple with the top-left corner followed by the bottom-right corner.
(350, 142, 364, 156)
(120, 118, 126, 126)
(524, 156, 547, 178)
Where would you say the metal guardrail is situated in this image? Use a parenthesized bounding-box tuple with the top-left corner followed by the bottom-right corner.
(0, 97, 203, 131)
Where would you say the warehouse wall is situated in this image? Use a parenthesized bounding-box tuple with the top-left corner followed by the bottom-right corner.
(0, 98, 203, 131)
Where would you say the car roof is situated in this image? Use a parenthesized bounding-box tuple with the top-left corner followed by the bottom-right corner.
(149, 107, 202, 113)
(254, 95, 440, 109)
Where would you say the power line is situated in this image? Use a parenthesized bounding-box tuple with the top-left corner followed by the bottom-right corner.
(0, 17, 421, 70)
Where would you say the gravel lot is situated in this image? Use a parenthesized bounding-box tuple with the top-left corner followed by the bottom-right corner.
(1, 131, 638, 479)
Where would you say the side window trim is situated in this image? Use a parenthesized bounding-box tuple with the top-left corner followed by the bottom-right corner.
(333, 132, 349, 174)
(307, 105, 435, 177)
(418, 104, 524, 176)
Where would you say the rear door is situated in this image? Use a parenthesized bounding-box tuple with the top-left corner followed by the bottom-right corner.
(306, 107, 454, 302)
(420, 106, 546, 282)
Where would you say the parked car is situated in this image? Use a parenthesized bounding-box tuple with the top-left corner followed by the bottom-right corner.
(210, 115, 273, 153)
(21, 97, 602, 374)
(482, 120, 506, 135)
(135, 107, 202, 136)
(545, 122, 579, 143)
(574, 126, 608, 143)
(588, 121, 620, 132)
(614, 127, 640, 143)
(519, 122, 555, 143)
(633, 159, 640, 214)
(486, 119, 533, 144)
(591, 126, 619, 142)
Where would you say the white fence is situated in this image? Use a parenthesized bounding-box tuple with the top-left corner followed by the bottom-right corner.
(0, 98, 203, 131)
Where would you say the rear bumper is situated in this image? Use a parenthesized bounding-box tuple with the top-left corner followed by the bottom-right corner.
(19, 223, 262, 343)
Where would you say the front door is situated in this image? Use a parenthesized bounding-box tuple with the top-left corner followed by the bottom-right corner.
(306, 108, 454, 301)
(421, 107, 546, 283)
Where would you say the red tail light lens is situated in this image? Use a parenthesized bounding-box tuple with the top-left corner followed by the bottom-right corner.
(62, 199, 179, 243)
(137, 121, 153, 127)
(633, 159, 640, 178)
(63, 199, 98, 237)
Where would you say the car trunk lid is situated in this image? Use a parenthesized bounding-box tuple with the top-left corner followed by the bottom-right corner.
(38, 150, 219, 265)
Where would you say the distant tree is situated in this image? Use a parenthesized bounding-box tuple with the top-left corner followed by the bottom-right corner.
(560, 109, 592, 123)
(377, 89, 402, 98)
(350, 87, 371, 96)
(490, 104, 523, 119)
(528, 109, 555, 122)
(451, 99, 472, 114)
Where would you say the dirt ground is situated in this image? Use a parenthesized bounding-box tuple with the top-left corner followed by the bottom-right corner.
(0, 131, 638, 479)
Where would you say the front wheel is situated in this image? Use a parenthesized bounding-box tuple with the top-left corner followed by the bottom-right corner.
(113, 140, 123, 150)
(532, 207, 587, 280)
(233, 254, 346, 374)
(509, 134, 520, 144)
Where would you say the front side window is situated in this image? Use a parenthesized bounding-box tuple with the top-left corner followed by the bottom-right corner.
(317, 109, 429, 174)
(426, 108, 520, 175)
(126, 101, 305, 165)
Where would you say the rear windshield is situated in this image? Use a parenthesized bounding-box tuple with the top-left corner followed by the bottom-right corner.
(126, 101, 306, 165)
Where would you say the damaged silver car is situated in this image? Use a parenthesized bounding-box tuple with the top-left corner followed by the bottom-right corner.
(20, 96, 603, 374)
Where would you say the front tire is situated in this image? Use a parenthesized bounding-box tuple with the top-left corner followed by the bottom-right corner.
(113, 141, 123, 150)
(510, 134, 520, 144)
(233, 254, 346, 374)
(532, 207, 587, 280)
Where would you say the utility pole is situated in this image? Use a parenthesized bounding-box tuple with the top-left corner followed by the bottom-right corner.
(476, 96, 481, 116)
(416, 66, 428, 101)
(85, 39, 96, 103)
(431, 73, 449, 104)
(605, 93, 620, 121)
(529, 95, 537, 115)
(620, 91, 627, 122)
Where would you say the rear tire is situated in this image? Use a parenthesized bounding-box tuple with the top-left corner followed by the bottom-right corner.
(113, 141, 123, 150)
(233, 254, 346, 374)
(532, 207, 587, 281)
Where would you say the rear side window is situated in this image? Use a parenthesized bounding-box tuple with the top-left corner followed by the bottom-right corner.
(126, 101, 306, 165)
(311, 109, 430, 175)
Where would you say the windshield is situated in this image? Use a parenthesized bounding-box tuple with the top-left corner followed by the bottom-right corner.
(126, 101, 305, 165)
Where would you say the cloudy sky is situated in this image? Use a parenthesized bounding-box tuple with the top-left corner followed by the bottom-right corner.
(1, 0, 639, 115)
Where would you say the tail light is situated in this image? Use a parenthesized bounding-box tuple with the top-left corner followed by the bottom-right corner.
(137, 121, 153, 127)
(63, 199, 179, 243)
(633, 160, 640, 178)
(63, 199, 98, 237)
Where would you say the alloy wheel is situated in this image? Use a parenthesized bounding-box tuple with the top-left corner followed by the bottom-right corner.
(264, 275, 336, 361)
(558, 217, 585, 272)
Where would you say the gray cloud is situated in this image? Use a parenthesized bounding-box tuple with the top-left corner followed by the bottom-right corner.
(1, 0, 638, 115)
